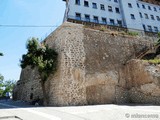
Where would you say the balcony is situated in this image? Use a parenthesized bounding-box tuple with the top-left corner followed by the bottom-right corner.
(67, 15, 126, 28)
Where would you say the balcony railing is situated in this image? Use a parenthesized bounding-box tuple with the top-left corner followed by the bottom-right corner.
(67, 15, 127, 28)
(66, 15, 159, 36)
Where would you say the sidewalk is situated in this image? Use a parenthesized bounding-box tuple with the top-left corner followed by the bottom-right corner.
(1, 100, 160, 120)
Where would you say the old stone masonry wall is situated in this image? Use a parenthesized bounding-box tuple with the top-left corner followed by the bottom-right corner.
(44, 23, 87, 106)
(14, 22, 160, 106)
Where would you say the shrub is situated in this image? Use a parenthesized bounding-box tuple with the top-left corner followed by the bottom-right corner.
(127, 31, 139, 36)
(99, 26, 106, 31)
(144, 58, 160, 64)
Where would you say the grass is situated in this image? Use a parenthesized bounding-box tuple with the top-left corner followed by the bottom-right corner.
(127, 31, 139, 36)
(143, 58, 160, 64)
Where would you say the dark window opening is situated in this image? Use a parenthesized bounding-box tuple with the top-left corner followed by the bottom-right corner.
(117, 20, 122, 26)
(151, 15, 155, 20)
(108, 6, 112, 12)
(143, 24, 146, 31)
(148, 25, 152, 32)
(115, 7, 120, 13)
(128, 3, 132, 8)
(30, 93, 33, 100)
(93, 16, 99, 23)
(102, 17, 107, 24)
(139, 12, 143, 18)
(131, 14, 135, 19)
(142, 4, 145, 9)
(148, 6, 151, 10)
(75, 13, 81, 20)
(92, 3, 97, 9)
(75, 0, 80, 5)
(85, 14, 90, 22)
(100, 4, 105, 10)
(154, 27, 158, 32)
(84, 1, 89, 7)
(110, 19, 115, 25)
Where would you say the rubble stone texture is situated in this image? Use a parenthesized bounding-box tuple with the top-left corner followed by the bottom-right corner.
(141, 0, 160, 5)
(13, 22, 160, 106)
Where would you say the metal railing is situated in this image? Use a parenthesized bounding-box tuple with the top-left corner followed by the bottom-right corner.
(66, 15, 159, 36)
(67, 15, 126, 28)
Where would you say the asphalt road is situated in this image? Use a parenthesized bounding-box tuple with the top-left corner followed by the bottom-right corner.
(0, 100, 160, 120)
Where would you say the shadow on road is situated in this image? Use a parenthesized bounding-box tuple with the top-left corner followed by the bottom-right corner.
(0, 99, 159, 110)
(0, 99, 44, 109)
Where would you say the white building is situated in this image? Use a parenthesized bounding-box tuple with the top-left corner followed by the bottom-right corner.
(63, 0, 160, 33)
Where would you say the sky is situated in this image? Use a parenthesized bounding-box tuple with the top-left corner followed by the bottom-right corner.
(0, 0, 66, 81)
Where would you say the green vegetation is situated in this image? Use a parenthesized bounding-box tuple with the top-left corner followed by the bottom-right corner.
(144, 58, 160, 64)
(20, 37, 58, 105)
(0, 53, 3, 56)
(99, 26, 106, 31)
(0, 74, 4, 97)
(155, 32, 160, 46)
(158, 32, 160, 38)
(127, 31, 139, 36)
(0, 74, 16, 98)
(142, 33, 160, 64)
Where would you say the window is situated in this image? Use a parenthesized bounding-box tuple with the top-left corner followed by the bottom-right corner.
(128, 3, 132, 8)
(148, 6, 151, 10)
(93, 16, 99, 23)
(115, 7, 120, 13)
(137, 3, 140, 8)
(117, 20, 122, 26)
(110, 19, 115, 25)
(108, 6, 112, 12)
(144, 13, 149, 19)
(84, 1, 89, 7)
(30, 93, 33, 100)
(151, 15, 154, 20)
(75, 0, 80, 5)
(154, 7, 157, 11)
(154, 26, 158, 32)
(139, 12, 143, 18)
(92, 3, 97, 9)
(85, 14, 90, 22)
(130, 14, 135, 19)
(102, 17, 107, 24)
(100, 4, 105, 10)
(114, 0, 118, 3)
(143, 24, 146, 31)
(156, 16, 160, 21)
(75, 13, 81, 20)
(142, 4, 145, 9)
(148, 25, 152, 32)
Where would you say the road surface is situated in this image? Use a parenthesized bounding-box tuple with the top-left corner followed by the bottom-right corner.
(0, 100, 160, 120)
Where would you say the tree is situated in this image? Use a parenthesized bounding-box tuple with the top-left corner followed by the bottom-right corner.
(20, 38, 58, 105)
(0, 74, 4, 96)
(2, 80, 16, 97)
(0, 73, 15, 97)
(157, 32, 160, 46)
(0, 53, 3, 56)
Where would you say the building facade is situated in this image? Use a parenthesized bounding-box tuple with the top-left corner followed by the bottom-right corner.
(63, 0, 160, 33)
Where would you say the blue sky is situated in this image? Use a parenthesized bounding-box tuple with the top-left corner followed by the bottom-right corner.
(0, 0, 66, 80)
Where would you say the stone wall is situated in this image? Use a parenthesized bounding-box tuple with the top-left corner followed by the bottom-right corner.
(125, 60, 160, 104)
(13, 66, 43, 102)
(14, 22, 160, 106)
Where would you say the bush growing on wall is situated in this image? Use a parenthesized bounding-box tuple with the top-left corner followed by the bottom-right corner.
(20, 37, 58, 105)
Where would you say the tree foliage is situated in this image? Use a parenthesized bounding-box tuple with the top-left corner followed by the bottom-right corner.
(0, 74, 4, 96)
(20, 38, 58, 81)
(0, 74, 15, 97)
(20, 37, 58, 105)
(2, 80, 16, 97)
(0, 53, 3, 56)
